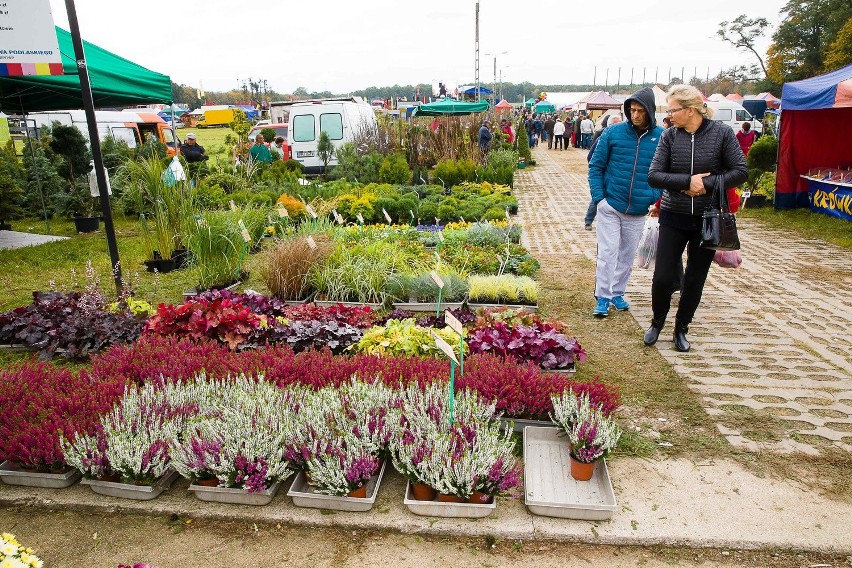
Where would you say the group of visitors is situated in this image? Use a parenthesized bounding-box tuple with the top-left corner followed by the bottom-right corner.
(587, 85, 747, 353)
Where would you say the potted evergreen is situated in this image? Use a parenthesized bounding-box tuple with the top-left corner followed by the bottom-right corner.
(49, 124, 98, 232)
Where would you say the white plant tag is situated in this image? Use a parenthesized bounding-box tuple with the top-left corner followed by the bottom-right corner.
(430, 271, 445, 289)
(229, 200, 237, 211)
(437, 230, 445, 242)
(741, 191, 751, 198)
(241, 229, 251, 243)
(383, 208, 392, 224)
(306, 236, 317, 249)
(444, 310, 463, 335)
(356, 213, 365, 224)
(305, 204, 318, 218)
(278, 204, 289, 218)
(431, 330, 459, 364)
(459, 215, 465, 223)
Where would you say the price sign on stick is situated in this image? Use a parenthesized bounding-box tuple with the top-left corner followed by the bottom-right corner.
(229, 200, 237, 211)
(332, 209, 344, 224)
(432, 330, 459, 425)
(305, 236, 317, 249)
(382, 208, 392, 224)
(444, 310, 465, 376)
(409, 210, 415, 221)
(277, 204, 289, 218)
(241, 229, 251, 243)
(305, 204, 318, 219)
(505, 208, 511, 222)
(437, 230, 444, 243)
(459, 215, 465, 223)
(430, 271, 444, 289)
(238, 219, 247, 232)
(356, 213, 365, 225)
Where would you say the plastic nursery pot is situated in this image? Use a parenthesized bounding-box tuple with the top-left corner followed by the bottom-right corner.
(347, 485, 368, 499)
(437, 493, 465, 503)
(466, 491, 493, 504)
(569, 455, 596, 481)
(411, 482, 437, 502)
(195, 478, 220, 487)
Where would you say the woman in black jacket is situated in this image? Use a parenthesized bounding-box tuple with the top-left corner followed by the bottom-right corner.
(644, 85, 748, 352)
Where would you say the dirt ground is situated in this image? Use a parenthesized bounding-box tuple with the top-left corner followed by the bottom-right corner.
(5, 508, 850, 568)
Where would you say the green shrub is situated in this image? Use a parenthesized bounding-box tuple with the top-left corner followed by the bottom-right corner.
(516, 121, 531, 162)
(747, 135, 778, 173)
(379, 152, 411, 184)
(352, 318, 464, 358)
(260, 128, 277, 144)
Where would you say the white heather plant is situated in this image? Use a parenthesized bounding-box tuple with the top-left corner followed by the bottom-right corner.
(390, 383, 520, 499)
(169, 375, 297, 493)
(550, 390, 621, 464)
(62, 382, 196, 484)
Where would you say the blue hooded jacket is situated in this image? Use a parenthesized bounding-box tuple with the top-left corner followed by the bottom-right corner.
(588, 87, 664, 215)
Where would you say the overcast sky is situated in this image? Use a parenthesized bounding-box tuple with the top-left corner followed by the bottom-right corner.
(47, 0, 787, 95)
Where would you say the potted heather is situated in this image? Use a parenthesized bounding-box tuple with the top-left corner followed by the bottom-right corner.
(550, 390, 621, 481)
(62, 383, 194, 499)
(173, 376, 296, 506)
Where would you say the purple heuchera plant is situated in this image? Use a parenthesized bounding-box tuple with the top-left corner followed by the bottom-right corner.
(468, 321, 587, 370)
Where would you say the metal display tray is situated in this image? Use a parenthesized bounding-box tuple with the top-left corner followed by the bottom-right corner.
(402, 481, 496, 518)
(523, 427, 618, 520)
(188, 480, 282, 506)
(80, 470, 180, 501)
(287, 460, 386, 512)
(0, 460, 81, 489)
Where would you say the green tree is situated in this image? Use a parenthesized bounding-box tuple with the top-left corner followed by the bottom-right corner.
(717, 15, 770, 76)
(0, 145, 25, 225)
(378, 153, 411, 184)
(516, 121, 531, 163)
(49, 124, 95, 217)
(767, 0, 852, 83)
(317, 131, 334, 175)
(824, 17, 852, 71)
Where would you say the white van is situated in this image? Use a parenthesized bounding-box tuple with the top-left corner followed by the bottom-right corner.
(705, 100, 763, 135)
(287, 100, 378, 174)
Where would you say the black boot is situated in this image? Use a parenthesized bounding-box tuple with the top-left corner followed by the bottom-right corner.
(673, 321, 691, 352)
(643, 319, 665, 346)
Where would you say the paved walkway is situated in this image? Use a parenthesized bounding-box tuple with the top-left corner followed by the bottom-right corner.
(0, 230, 68, 250)
(515, 145, 852, 455)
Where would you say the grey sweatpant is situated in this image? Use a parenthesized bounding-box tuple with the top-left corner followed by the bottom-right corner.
(594, 199, 646, 299)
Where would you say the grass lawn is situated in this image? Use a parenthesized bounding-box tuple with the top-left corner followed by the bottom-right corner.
(738, 204, 852, 249)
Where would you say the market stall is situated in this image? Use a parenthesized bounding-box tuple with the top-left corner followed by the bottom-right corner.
(776, 63, 852, 215)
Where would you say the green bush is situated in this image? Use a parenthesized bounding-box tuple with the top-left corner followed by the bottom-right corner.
(378, 152, 411, 184)
(747, 135, 778, 173)
(0, 147, 25, 223)
(516, 121, 531, 162)
(137, 133, 168, 161)
(260, 128, 277, 143)
(333, 143, 382, 183)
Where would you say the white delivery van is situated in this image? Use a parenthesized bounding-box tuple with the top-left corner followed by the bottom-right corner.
(705, 100, 763, 135)
(287, 100, 378, 174)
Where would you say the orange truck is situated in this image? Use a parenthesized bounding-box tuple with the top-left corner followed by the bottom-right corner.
(29, 110, 181, 156)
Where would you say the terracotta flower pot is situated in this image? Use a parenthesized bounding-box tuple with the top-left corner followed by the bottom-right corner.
(466, 491, 493, 504)
(196, 478, 220, 487)
(569, 455, 596, 481)
(347, 485, 367, 498)
(411, 482, 437, 501)
(437, 492, 464, 503)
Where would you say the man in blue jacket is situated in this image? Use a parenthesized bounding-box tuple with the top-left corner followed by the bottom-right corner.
(588, 87, 663, 317)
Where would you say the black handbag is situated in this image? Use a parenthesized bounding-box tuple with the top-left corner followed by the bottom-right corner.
(700, 177, 741, 251)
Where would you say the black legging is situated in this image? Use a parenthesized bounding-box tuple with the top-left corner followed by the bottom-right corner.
(554, 134, 563, 149)
(651, 222, 716, 325)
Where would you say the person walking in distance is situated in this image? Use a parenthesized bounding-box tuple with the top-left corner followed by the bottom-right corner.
(552, 118, 566, 150)
(478, 120, 493, 153)
(736, 122, 756, 156)
(580, 114, 595, 149)
(588, 87, 664, 317)
(643, 85, 748, 351)
(544, 115, 555, 149)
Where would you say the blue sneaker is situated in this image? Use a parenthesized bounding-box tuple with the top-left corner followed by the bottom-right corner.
(611, 295, 630, 311)
(593, 297, 610, 317)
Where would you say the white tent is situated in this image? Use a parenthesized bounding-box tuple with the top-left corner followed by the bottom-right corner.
(652, 85, 669, 112)
(543, 92, 592, 109)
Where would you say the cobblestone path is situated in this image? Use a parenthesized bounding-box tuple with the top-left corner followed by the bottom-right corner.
(515, 144, 852, 454)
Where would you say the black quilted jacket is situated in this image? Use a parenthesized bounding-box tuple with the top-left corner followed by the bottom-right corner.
(648, 118, 748, 216)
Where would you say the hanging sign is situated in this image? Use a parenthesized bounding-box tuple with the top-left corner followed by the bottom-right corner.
(0, 0, 64, 76)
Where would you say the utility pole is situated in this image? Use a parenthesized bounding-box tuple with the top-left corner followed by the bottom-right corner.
(474, 2, 480, 102)
(593, 66, 597, 87)
(642, 67, 646, 85)
(630, 68, 634, 87)
(616, 67, 621, 91)
(64, 0, 122, 294)
(605, 68, 609, 89)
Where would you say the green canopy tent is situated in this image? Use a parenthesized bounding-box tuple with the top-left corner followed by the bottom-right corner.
(0, 27, 173, 113)
(525, 98, 536, 108)
(534, 101, 555, 113)
(412, 99, 490, 116)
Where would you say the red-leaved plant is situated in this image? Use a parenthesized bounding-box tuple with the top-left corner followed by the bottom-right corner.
(0, 361, 125, 469)
(144, 297, 263, 349)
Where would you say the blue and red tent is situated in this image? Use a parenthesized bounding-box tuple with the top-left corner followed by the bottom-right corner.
(776, 64, 852, 209)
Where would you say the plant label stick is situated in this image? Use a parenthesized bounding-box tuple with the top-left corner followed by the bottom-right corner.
(430, 271, 444, 289)
(431, 330, 459, 364)
(505, 208, 511, 221)
(382, 208, 392, 224)
(277, 204, 289, 218)
(444, 310, 463, 335)
(229, 200, 237, 211)
(409, 209, 415, 221)
(241, 229, 251, 243)
(356, 213, 365, 225)
(332, 209, 344, 224)
(305, 204, 318, 219)
(437, 230, 444, 242)
(238, 219, 247, 231)
(434, 217, 440, 226)
(459, 215, 465, 223)
(306, 236, 317, 249)
(434, 251, 441, 264)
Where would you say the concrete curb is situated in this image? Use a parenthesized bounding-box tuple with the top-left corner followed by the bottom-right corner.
(3, 458, 850, 554)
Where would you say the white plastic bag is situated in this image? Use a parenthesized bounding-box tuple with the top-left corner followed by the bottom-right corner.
(636, 216, 659, 270)
(162, 156, 186, 187)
